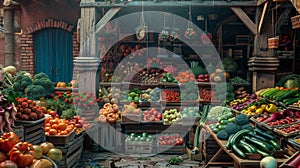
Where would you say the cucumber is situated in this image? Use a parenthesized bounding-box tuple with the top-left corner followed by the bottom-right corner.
(254, 128, 276, 140)
(250, 137, 274, 151)
(226, 134, 235, 150)
(218, 125, 226, 130)
(220, 120, 230, 125)
(267, 89, 280, 99)
(240, 140, 258, 153)
(269, 139, 281, 150)
(247, 132, 268, 142)
(260, 89, 273, 97)
(285, 97, 300, 105)
(243, 136, 270, 153)
(272, 90, 286, 100)
(256, 148, 269, 157)
(238, 143, 253, 154)
(261, 88, 276, 98)
(232, 144, 246, 159)
(277, 90, 298, 102)
(226, 129, 251, 150)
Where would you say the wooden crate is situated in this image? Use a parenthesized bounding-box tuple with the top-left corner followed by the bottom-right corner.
(13, 126, 24, 142)
(186, 147, 202, 161)
(121, 114, 141, 124)
(56, 134, 85, 168)
(81, 108, 97, 121)
(46, 129, 76, 145)
(157, 144, 185, 154)
(87, 122, 122, 152)
(125, 138, 153, 154)
(15, 118, 45, 145)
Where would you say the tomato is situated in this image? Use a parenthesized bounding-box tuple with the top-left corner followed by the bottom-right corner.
(32, 145, 43, 159)
(8, 142, 35, 168)
(47, 148, 62, 164)
(0, 132, 20, 153)
(0, 160, 17, 168)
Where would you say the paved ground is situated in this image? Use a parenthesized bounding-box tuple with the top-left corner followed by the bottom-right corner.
(78, 149, 205, 168)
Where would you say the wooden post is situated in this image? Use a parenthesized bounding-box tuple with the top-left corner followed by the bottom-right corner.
(74, 0, 100, 94)
(249, 2, 279, 92)
(3, 5, 15, 66)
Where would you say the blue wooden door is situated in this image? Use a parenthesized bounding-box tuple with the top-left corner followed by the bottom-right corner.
(34, 28, 73, 82)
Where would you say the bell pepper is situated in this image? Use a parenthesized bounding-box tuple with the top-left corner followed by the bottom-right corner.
(265, 104, 277, 113)
(8, 142, 35, 168)
(0, 132, 20, 153)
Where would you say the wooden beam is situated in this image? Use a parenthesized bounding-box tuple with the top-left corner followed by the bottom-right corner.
(275, 7, 292, 34)
(231, 7, 257, 35)
(258, 1, 269, 34)
(95, 7, 121, 33)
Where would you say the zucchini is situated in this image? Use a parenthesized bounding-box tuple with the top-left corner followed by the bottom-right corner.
(243, 136, 270, 153)
(232, 144, 246, 159)
(260, 89, 273, 97)
(250, 137, 274, 151)
(220, 120, 230, 125)
(240, 140, 258, 154)
(247, 132, 268, 142)
(218, 125, 226, 130)
(261, 88, 276, 98)
(277, 90, 298, 102)
(254, 128, 276, 140)
(285, 97, 300, 105)
(256, 149, 269, 157)
(267, 89, 280, 99)
(226, 129, 250, 150)
(269, 139, 280, 150)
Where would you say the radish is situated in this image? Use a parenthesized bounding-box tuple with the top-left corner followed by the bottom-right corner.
(4, 112, 12, 132)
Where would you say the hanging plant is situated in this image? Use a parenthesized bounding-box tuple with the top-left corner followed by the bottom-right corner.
(158, 27, 170, 42)
(185, 5, 197, 40)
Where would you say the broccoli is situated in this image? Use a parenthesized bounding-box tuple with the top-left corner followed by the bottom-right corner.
(241, 124, 254, 131)
(217, 130, 229, 140)
(24, 85, 46, 100)
(33, 77, 55, 97)
(234, 114, 249, 126)
(225, 122, 241, 135)
(33, 72, 49, 80)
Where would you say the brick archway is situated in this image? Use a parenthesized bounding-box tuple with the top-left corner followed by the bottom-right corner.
(19, 19, 79, 77)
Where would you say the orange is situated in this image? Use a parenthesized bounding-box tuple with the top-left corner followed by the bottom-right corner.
(60, 131, 68, 135)
(45, 127, 51, 132)
(45, 123, 51, 128)
(49, 129, 58, 135)
(58, 123, 66, 131)
(51, 124, 58, 130)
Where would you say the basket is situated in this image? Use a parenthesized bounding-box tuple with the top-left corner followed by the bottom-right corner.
(46, 129, 76, 145)
(125, 137, 153, 154)
(291, 15, 300, 29)
(268, 37, 279, 49)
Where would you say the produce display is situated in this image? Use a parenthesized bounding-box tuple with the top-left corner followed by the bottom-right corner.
(158, 133, 184, 146)
(98, 103, 120, 124)
(163, 108, 182, 124)
(196, 74, 210, 82)
(216, 57, 238, 72)
(141, 108, 162, 122)
(275, 74, 300, 89)
(277, 122, 300, 134)
(181, 107, 201, 118)
(120, 88, 141, 103)
(139, 87, 161, 103)
(225, 128, 280, 159)
(209, 69, 230, 83)
(132, 68, 164, 84)
(215, 82, 235, 102)
(163, 65, 177, 75)
(234, 86, 250, 99)
(15, 97, 45, 121)
(112, 62, 141, 82)
(0, 132, 61, 167)
(230, 76, 251, 86)
(253, 110, 300, 127)
(161, 90, 180, 102)
(161, 73, 178, 83)
(122, 102, 141, 115)
(181, 82, 199, 101)
(126, 132, 153, 142)
(207, 106, 233, 124)
(259, 87, 300, 105)
(293, 100, 300, 107)
(229, 94, 258, 111)
(99, 87, 121, 104)
(199, 89, 218, 102)
(44, 117, 76, 136)
(119, 44, 145, 58)
(175, 71, 195, 83)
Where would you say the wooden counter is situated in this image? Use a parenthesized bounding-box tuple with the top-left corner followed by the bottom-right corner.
(204, 126, 288, 168)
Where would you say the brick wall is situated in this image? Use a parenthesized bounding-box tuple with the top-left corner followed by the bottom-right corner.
(18, 18, 79, 78)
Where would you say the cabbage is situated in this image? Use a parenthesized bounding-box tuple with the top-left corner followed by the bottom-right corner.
(284, 79, 300, 89)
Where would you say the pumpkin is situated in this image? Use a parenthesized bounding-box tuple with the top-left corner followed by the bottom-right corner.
(56, 82, 67, 88)
(29, 159, 52, 168)
(32, 145, 43, 159)
(40, 142, 54, 155)
(47, 148, 62, 164)
(0, 160, 17, 168)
